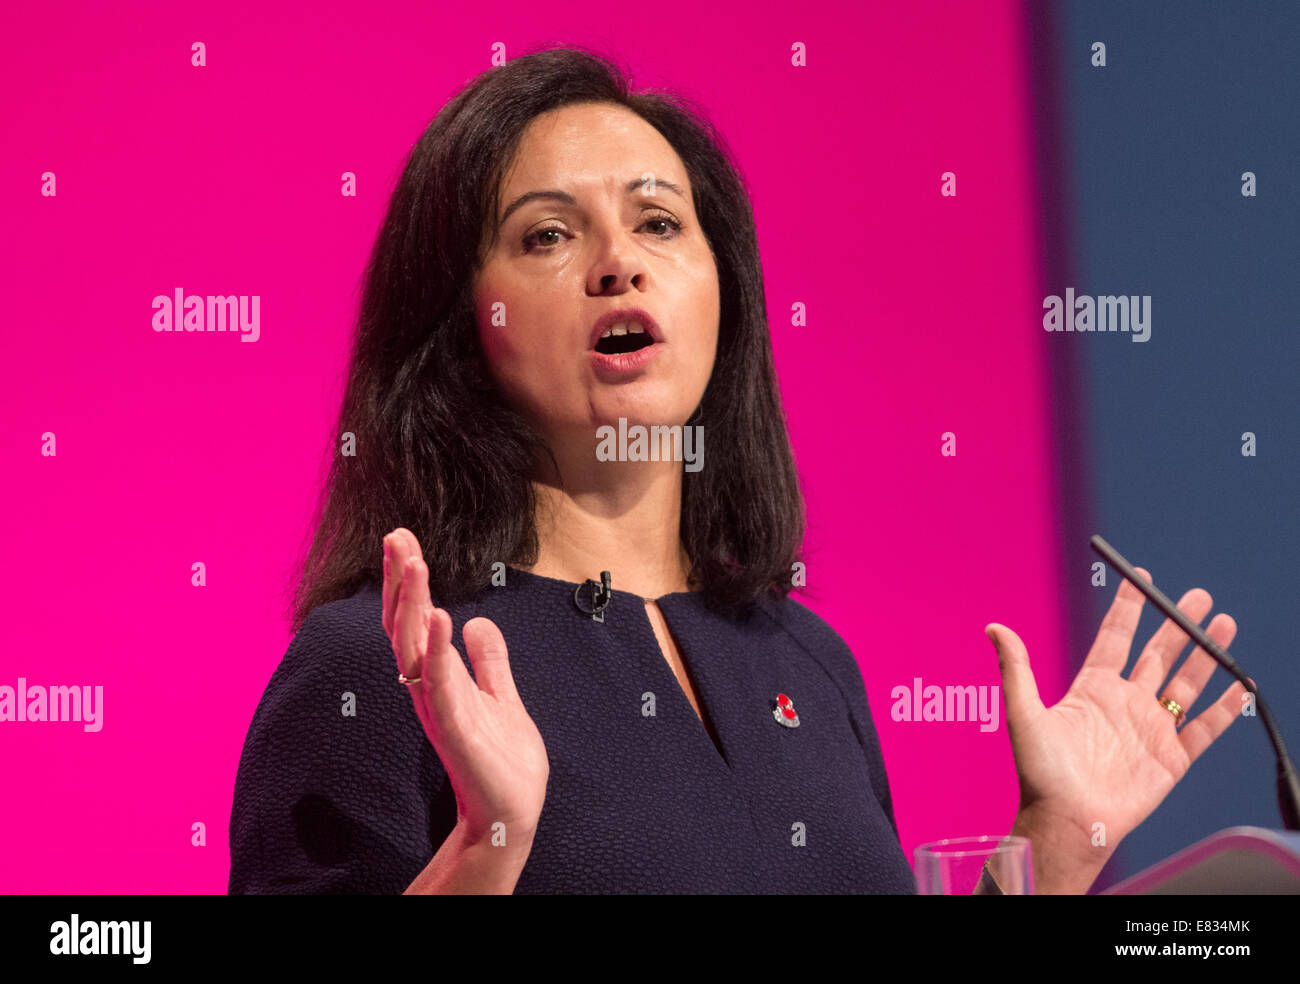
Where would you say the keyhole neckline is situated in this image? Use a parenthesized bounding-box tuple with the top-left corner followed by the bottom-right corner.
(503, 565, 730, 770)
(505, 565, 701, 605)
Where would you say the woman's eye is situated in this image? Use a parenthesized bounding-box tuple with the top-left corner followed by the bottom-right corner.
(521, 214, 683, 253)
(643, 215, 683, 237)
(522, 227, 566, 251)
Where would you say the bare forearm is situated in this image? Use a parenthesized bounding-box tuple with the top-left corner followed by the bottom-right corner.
(403, 822, 536, 895)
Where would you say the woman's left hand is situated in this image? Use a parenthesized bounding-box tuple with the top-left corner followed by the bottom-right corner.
(986, 568, 1249, 893)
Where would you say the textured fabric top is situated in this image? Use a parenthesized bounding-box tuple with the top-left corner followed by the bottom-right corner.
(227, 567, 917, 894)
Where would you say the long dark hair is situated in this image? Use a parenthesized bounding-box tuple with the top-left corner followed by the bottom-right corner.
(286, 44, 806, 633)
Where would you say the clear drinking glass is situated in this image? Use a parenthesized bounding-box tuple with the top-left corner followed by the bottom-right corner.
(913, 835, 1034, 894)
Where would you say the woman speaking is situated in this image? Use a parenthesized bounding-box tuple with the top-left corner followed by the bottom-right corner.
(227, 45, 1246, 894)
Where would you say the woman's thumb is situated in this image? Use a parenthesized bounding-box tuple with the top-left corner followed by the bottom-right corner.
(463, 616, 521, 703)
(985, 623, 1043, 726)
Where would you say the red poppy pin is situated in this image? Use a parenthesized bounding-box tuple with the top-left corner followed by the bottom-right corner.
(773, 692, 800, 728)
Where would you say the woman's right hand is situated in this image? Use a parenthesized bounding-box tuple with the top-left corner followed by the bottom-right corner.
(382, 527, 549, 850)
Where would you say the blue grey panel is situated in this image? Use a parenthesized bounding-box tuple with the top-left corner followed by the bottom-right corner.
(1047, 0, 1300, 890)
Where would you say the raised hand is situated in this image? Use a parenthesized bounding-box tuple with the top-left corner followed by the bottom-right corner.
(382, 528, 549, 849)
(986, 568, 1248, 892)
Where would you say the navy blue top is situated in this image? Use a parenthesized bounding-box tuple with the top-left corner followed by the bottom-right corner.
(227, 567, 917, 893)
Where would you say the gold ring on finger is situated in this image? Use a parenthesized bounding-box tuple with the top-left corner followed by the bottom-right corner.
(1158, 696, 1185, 725)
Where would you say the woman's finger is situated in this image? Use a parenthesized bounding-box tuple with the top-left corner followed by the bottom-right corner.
(1155, 613, 1237, 718)
(417, 603, 468, 726)
(1179, 677, 1250, 766)
(1129, 588, 1212, 694)
(394, 555, 429, 678)
(1080, 567, 1150, 674)
(382, 529, 410, 640)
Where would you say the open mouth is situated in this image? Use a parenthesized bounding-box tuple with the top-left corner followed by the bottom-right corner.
(594, 330, 655, 356)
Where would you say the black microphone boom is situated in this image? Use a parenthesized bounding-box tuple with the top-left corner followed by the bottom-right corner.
(1090, 535, 1300, 831)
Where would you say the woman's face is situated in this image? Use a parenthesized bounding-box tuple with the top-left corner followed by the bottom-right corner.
(472, 102, 720, 453)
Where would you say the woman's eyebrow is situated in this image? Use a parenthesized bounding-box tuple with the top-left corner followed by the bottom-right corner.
(498, 177, 688, 229)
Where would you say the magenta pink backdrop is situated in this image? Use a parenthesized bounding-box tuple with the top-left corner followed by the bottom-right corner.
(1, 0, 1068, 892)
